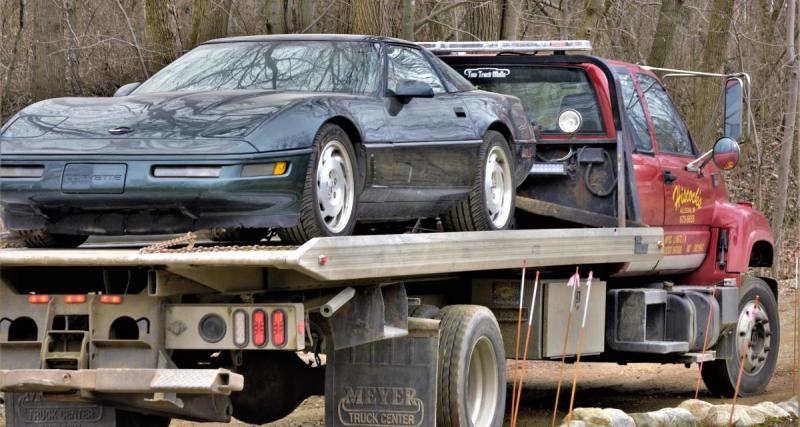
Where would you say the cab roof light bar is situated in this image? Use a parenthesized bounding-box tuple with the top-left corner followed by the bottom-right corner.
(418, 40, 592, 53)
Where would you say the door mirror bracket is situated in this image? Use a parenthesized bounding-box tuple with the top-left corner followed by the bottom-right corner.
(686, 136, 740, 173)
(392, 80, 435, 101)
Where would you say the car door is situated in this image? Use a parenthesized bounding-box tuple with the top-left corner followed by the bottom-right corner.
(376, 44, 478, 194)
(637, 73, 714, 271)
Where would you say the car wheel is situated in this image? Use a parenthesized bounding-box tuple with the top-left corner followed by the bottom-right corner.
(279, 124, 359, 244)
(207, 227, 268, 244)
(13, 229, 88, 248)
(701, 276, 779, 397)
(443, 131, 515, 232)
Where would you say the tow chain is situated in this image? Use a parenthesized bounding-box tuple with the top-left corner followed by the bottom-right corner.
(138, 230, 296, 254)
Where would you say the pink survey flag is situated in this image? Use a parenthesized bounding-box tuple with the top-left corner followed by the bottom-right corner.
(567, 271, 581, 287)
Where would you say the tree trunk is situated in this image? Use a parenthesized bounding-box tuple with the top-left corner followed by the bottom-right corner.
(401, 0, 415, 40)
(0, 0, 24, 122)
(576, 0, 606, 42)
(464, 0, 502, 41)
(266, 0, 287, 34)
(190, 0, 233, 47)
(145, 0, 177, 71)
(351, 0, 383, 36)
(647, 0, 684, 68)
(691, 0, 735, 150)
(63, 0, 83, 94)
(501, 0, 520, 40)
(297, 0, 314, 32)
(773, 0, 800, 276)
(31, 0, 66, 101)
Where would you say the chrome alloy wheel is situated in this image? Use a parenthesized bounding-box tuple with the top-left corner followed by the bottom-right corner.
(466, 336, 499, 427)
(736, 299, 772, 375)
(484, 145, 513, 228)
(315, 140, 355, 234)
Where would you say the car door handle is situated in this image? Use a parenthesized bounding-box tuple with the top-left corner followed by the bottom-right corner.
(454, 107, 467, 118)
(663, 170, 678, 184)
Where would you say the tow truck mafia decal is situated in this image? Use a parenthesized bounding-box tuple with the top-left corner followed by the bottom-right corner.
(464, 67, 510, 78)
(672, 184, 702, 224)
(338, 386, 424, 426)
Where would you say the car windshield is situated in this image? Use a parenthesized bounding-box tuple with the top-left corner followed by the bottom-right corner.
(135, 40, 381, 94)
(451, 65, 605, 134)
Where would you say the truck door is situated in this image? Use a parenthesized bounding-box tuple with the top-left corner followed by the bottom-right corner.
(637, 73, 713, 272)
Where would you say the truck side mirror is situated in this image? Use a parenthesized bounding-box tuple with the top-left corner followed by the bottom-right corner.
(724, 78, 744, 141)
(712, 136, 740, 170)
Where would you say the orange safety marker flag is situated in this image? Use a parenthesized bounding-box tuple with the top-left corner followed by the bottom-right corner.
(694, 287, 718, 399)
(729, 295, 760, 427)
(509, 261, 527, 426)
(565, 271, 593, 424)
(512, 271, 540, 427)
(551, 268, 580, 427)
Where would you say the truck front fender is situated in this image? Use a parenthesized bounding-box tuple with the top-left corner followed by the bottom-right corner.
(712, 201, 774, 273)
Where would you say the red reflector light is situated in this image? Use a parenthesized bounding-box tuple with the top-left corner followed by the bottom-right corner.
(100, 295, 123, 304)
(27, 295, 49, 304)
(252, 310, 267, 347)
(64, 295, 86, 304)
(272, 309, 286, 347)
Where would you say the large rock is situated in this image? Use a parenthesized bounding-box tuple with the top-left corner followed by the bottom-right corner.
(602, 408, 635, 427)
(678, 399, 714, 420)
(702, 404, 755, 426)
(569, 408, 613, 426)
(628, 408, 695, 427)
(750, 401, 791, 421)
(778, 397, 799, 418)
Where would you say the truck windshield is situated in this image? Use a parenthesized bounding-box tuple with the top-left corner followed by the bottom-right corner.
(135, 41, 381, 94)
(454, 66, 605, 135)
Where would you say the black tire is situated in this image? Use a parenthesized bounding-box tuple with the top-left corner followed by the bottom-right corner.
(13, 229, 88, 248)
(279, 124, 359, 245)
(207, 227, 268, 244)
(434, 305, 505, 427)
(115, 410, 171, 427)
(411, 303, 441, 319)
(443, 131, 515, 232)
(702, 276, 780, 397)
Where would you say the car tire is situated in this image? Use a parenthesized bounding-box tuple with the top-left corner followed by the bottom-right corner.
(701, 276, 779, 397)
(279, 124, 359, 245)
(434, 305, 505, 427)
(207, 227, 267, 244)
(443, 131, 515, 232)
(13, 229, 88, 248)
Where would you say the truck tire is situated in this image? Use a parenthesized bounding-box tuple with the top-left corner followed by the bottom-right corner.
(701, 276, 779, 397)
(13, 229, 88, 248)
(435, 305, 505, 427)
(116, 410, 171, 427)
(279, 124, 359, 245)
(443, 131, 515, 232)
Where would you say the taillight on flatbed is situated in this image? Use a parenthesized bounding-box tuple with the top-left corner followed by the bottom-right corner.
(27, 295, 49, 304)
(64, 295, 86, 304)
(252, 309, 267, 347)
(233, 310, 249, 348)
(100, 295, 123, 304)
(272, 309, 286, 347)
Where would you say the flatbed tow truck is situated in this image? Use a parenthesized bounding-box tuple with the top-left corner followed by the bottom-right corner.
(0, 41, 780, 427)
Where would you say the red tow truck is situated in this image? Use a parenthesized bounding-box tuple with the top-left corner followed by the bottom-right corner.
(0, 40, 777, 427)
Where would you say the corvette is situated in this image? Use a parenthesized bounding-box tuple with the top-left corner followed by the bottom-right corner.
(0, 35, 535, 247)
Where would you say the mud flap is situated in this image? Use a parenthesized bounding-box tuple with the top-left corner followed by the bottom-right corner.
(4, 392, 116, 426)
(325, 318, 438, 427)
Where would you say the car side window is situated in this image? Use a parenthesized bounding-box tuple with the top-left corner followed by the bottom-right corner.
(387, 45, 446, 94)
(638, 73, 694, 156)
(617, 71, 653, 152)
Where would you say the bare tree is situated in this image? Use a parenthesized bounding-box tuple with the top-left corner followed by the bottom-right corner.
(145, 0, 177, 71)
(351, 0, 384, 36)
(190, 0, 233, 47)
(266, 0, 287, 34)
(501, 0, 521, 40)
(31, 0, 66, 101)
(577, 0, 607, 41)
(647, 0, 684, 68)
(464, 0, 502, 40)
(0, 0, 24, 121)
(401, 0, 415, 40)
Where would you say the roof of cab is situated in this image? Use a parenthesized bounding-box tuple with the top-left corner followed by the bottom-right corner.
(203, 33, 413, 45)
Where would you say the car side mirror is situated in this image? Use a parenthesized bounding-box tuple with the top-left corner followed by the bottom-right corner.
(723, 78, 744, 141)
(114, 82, 141, 97)
(393, 80, 434, 99)
(712, 136, 740, 171)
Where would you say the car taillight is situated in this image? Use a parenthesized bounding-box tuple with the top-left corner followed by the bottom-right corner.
(272, 309, 286, 347)
(27, 295, 49, 304)
(64, 295, 86, 304)
(252, 310, 267, 347)
(233, 310, 248, 348)
(100, 295, 122, 304)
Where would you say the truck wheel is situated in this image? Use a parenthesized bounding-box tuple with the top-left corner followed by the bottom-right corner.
(279, 124, 359, 245)
(702, 276, 779, 397)
(443, 131, 515, 232)
(435, 305, 505, 427)
(116, 410, 171, 427)
(13, 229, 88, 248)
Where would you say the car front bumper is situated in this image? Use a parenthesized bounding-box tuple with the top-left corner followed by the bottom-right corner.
(0, 149, 310, 235)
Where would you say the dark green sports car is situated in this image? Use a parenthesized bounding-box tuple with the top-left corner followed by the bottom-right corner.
(0, 35, 535, 247)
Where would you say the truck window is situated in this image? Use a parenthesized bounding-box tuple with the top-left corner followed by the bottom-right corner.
(456, 66, 605, 135)
(638, 73, 695, 156)
(617, 71, 653, 152)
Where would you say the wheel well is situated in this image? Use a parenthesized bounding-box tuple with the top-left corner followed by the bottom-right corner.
(749, 240, 773, 268)
(756, 275, 779, 303)
(324, 116, 362, 144)
(487, 121, 513, 144)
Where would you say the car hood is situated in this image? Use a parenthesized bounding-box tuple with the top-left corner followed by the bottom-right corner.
(0, 90, 317, 155)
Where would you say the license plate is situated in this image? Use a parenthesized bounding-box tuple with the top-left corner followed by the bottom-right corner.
(62, 163, 126, 193)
